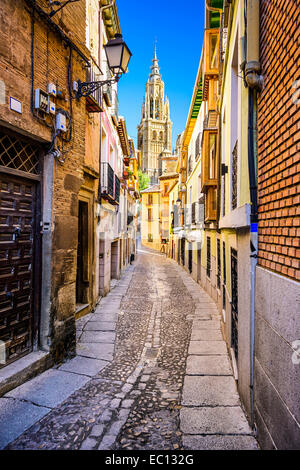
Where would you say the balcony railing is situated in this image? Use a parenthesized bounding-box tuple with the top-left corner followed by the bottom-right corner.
(203, 110, 218, 131)
(85, 64, 103, 113)
(101, 162, 119, 205)
(115, 173, 120, 204)
(110, 90, 119, 125)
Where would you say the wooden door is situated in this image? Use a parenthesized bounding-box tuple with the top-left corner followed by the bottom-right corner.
(0, 173, 39, 367)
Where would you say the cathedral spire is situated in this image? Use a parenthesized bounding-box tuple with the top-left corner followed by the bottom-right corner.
(149, 40, 161, 81)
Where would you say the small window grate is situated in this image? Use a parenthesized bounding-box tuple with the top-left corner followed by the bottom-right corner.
(0, 131, 41, 174)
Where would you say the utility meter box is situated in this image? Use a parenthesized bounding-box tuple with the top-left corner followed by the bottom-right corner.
(34, 89, 49, 113)
(56, 112, 67, 132)
(49, 101, 56, 115)
(48, 83, 57, 97)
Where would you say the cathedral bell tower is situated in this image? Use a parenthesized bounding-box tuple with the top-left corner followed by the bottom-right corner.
(137, 43, 172, 184)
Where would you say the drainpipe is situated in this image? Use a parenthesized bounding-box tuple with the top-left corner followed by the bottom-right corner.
(245, 0, 260, 428)
(245, 0, 263, 90)
(248, 88, 258, 429)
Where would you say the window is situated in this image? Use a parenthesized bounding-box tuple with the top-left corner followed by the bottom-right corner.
(148, 194, 153, 205)
(209, 133, 217, 179)
(206, 236, 211, 278)
(153, 130, 157, 141)
(223, 241, 226, 310)
(148, 234, 153, 242)
(217, 239, 221, 289)
(150, 98, 154, 118)
(164, 183, 168, 195)
(195, 133, 201, 160)
(155, 100, 160, 119)
(188, 155, 192, 175)
(159, 131, 163, 141)
(148, 208, 152, 221)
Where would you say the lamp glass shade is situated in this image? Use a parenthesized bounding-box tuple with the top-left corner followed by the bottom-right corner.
(104, 35, 132, 75)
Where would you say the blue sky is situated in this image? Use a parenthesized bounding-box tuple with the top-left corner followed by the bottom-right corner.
(116, 0, 205, 150)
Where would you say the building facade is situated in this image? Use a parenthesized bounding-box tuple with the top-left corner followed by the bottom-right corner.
(254, 0, 300, 449)
(0, 0, 138, 394)
(170, 0, 300, 449)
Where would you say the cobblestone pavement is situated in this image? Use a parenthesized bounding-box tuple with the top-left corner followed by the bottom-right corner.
(5, 249, 257, 450)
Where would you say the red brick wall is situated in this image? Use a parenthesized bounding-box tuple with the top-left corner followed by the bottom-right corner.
(257, 0, 300, 281)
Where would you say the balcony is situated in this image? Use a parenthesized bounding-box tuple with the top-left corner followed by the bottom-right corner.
(200, 130, 218, 192)
(205, 187, 217, 222)
(203, 110, 218, 131)
(203, 28, 220, 100)
(101, 162, 119, 205)
(85, 64, 103, 113)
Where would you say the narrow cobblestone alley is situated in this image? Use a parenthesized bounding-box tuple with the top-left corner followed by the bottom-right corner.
(1, 249, 258, 451)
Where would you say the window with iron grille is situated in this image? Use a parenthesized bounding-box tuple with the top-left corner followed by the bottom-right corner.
(101, 162, 114, 198)
(195, 133, 201, 160)
(181, 237, 185, 266)
(0, 130, 41, 175)
(114, 174, 120, 203)
(231, 140, 238, 210)
(223, 241, 226, 309)
(192, 202, 196, 224)
(222, 174, 226, 216)
(217, 239, 221, 289)
(148, 234, 153, 242)
(206, 236, 211, 278)
(188, 155, 192, 175)
(231, 248, 238, 358)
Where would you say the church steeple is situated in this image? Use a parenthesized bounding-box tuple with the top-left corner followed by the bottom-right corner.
(149, 41, 161, 82)
(137, 41, 172, 183)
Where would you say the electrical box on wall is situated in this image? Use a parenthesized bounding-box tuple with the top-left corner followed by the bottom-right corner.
(35, 89, 49, 113)
(56, 112, 67, 132)
(47, 83, 57, 97)
(49, 101, 56, 115)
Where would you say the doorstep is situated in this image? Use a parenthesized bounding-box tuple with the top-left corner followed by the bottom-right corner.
(0, 351, 52, 398)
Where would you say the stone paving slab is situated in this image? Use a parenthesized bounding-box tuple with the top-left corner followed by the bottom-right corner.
(180, 407, 253, 435)
(192, 320, 221, 330)
(4, 369, 90, 408)
(183, 435, 259, 450)
(58, 356, 108, 377)
(191, 329, 223, 341)
(84, 321, 116, 331)
(0, 398, 50, 449)
(80, 331, 116, 344)
(182, 376, 240, 406)
(89, 313, 118, 322)
(76, 342, 114, 361)
(186, 355, 233, 376)
(189, 341, 227, 355)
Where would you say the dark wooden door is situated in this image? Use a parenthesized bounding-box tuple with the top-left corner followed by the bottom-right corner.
(0, 173, 39, 367)
(231, 248, 238, 359)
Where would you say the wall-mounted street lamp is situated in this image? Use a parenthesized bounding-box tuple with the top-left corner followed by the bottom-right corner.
(75, 34, 132, 99)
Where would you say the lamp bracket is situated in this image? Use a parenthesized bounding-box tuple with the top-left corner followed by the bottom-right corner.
(76, 75, 121, 99)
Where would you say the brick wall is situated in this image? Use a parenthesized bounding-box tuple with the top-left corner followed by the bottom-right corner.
(257, 0, 300, 281)
(0, 0, 88, 361)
